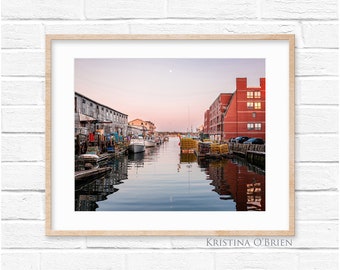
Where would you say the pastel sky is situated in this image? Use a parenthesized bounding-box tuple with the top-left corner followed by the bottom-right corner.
(75, 58, 265, 132)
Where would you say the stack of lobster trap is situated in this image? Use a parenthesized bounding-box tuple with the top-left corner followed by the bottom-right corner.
(196, 141, 231, 159)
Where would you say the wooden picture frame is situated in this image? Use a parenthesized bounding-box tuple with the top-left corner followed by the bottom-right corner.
(46, 34, 295, 236)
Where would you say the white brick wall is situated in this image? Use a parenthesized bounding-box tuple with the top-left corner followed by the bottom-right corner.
(1, 0, 338, 269)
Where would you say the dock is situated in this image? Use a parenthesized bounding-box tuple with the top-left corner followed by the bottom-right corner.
(75, 167, 112, 182)
(229, 143, 265, 169)
(194, 141, 231, 159)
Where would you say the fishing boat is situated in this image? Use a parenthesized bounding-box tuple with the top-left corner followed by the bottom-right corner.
(78, 153, 100, 163)
(144, 136, 156, 147)
(155, 136, 161, 145)
(128, 136, 145, 153)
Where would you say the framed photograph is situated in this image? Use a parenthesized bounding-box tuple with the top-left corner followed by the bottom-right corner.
(46, 34, 295, 236)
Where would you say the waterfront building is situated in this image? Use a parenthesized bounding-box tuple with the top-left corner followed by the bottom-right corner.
(204, 78, 266, 141)
(74, 92, 128, 136)
(128, 118, 156, 135)
(127, 125, 145, 137)
(203, 110, 210, 134)
(223, 78, 265, 141)
(208, 93, 233, 141)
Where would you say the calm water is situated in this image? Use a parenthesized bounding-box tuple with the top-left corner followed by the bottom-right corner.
(75, 137, 265, 211)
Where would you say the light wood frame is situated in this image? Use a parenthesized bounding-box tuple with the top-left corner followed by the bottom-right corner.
(46, 34, 295, 236)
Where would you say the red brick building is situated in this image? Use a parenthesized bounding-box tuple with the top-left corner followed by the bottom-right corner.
(204, 77, 266, 141)
(207, 93, 233, 141)
(203, 110, 210, 134)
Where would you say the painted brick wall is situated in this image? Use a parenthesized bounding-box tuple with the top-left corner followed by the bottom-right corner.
(1, 0, 338, 269)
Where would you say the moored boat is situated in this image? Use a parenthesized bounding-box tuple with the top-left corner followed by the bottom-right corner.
(78, 153, 100, 163)
(144, 137, 156, 147)
(128, 136, 145, 153)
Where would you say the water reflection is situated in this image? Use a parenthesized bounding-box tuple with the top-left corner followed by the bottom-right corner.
(75, 155, 128, 211)
(197, 157, 265, 211)
(75, 138, 265, 211)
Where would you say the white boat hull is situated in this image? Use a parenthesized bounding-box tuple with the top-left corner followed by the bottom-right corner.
(128, 138, 145, 153)
(145, 140, 156, 147)
(128, 144, 145, 153)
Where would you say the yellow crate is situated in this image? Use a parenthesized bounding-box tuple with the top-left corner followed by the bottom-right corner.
(219, 144, 229, 154)
(180, 138, 197, 150)
(210, 143, 220, 154)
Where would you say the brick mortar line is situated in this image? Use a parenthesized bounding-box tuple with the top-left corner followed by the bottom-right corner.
(297, 161, 339, 164)
(2, 132, 45, 135)
(1, 17, 339, 21)
(295, 133, 339, 136)
(1, 105, 45, 108)
(1, 161, 45, 164)
(1, 190, 46, 193)
(295, 134, 339, 137)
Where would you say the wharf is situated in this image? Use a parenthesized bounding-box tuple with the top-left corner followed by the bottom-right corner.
(75, 167, 112, 182)
(229, 143, 265, 169)
(195, 150, 233, 159)
(98, 147, 128, 162)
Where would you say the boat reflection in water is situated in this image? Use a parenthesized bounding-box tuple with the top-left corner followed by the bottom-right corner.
(75, 156, 128, 211)
(75, 137, 265, 211)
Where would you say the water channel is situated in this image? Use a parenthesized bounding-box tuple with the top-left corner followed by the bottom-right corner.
(75, 137, 265, 211)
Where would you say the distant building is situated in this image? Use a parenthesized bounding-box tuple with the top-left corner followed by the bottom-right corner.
(74, 92, 128, 136)
(196, 124, 204, 133)
(128, 118, 156, 135)
(207, 93, 233, 141)
(203, 110, 210, 134)
(127, 125, 145, 137)
(204, 78, 266, 141)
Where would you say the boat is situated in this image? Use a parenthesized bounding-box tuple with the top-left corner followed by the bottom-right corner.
(128, 136, 145, 153)
(155, 137, 160, 145)
(78, 153, 100, 163)
(144, 136, 156, 147)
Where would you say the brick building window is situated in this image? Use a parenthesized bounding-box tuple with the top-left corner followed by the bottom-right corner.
(247, 102, 254, 109)
(247, 91, 253, 98)
(255, 123, 262, 130)
(254, 91, 261, 98)
(254, 102, 261, 109)
(247, 123, 254, 130)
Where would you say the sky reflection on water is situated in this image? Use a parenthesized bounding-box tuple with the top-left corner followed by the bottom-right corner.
(75, 137, 265, 211)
